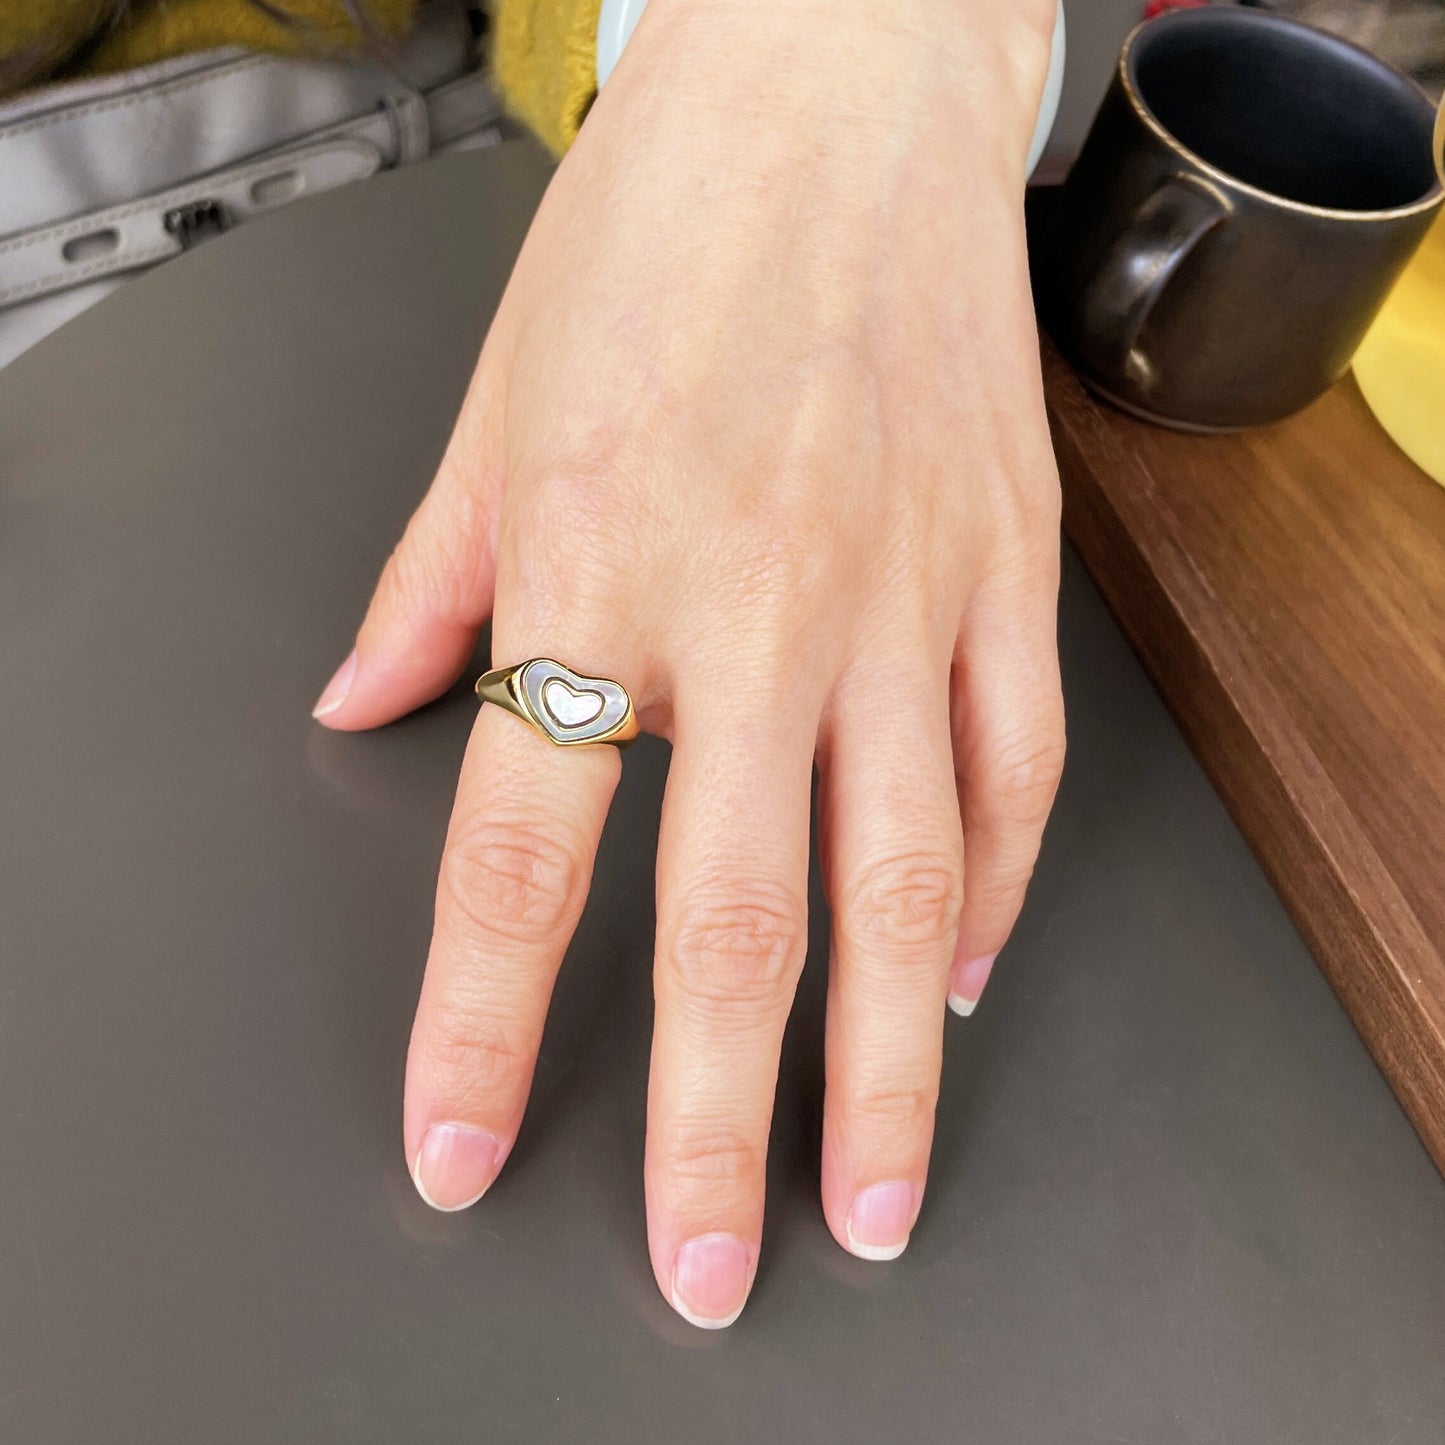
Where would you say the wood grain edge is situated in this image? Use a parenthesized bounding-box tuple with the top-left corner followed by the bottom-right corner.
(1045, 356, 1445, 1177)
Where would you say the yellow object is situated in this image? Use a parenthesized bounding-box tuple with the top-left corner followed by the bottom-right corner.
(491, 0, 602, 155)
(1353, 105, 1445, 490)
(3, 1, 595, 159)
(1, 3, 419, 95)
(0, 2, 114, 87)
(84, 0, 420, 75)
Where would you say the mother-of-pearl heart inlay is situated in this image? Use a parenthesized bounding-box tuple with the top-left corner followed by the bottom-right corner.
(541, 676, 605, 728)
(517, 659, 633, 745)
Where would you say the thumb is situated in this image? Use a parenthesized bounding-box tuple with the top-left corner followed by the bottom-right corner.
(312, 342, 509, 732)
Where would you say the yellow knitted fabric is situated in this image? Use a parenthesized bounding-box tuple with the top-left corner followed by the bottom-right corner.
(86, 0, 418, 74)
(0, 0, 107, 60)
(2, 2, 596, 157)
(0, 2, 419, 93)
(491, 0, 601, 156)
(0, 1, 113, 86)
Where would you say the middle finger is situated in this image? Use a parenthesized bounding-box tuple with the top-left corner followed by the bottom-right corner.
(646, 665, 821, 1329)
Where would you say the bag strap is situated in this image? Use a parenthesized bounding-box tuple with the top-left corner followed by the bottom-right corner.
(0, 67, 500, 310)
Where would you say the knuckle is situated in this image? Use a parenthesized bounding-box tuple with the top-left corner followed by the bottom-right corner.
(990, 730, 1067, 821)
(981, 481, 1063, 594)
(1018, 463, 1063, 535)
(718, 523, 839, 642)
(381, 524, 450, 627)
(729, 526, 821, 603)
(662, 884, 807, 1014)
(843, 849, 965, 958)
(848, 1079, 941, 1133)
(381, 484, 495, 628)
(981, 529, 1061, 605)
(658, 1120, 766, 1195)
(440, 821, 582, 948)
(422, 1009, 533, 1100)
(969, 864, 1034, 926)
(979, 846, 1036, 898)
(427, 487, 495, 608)
(510, 469, 637, 608)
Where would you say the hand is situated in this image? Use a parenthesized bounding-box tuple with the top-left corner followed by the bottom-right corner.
(313, 0, 1064, 1327)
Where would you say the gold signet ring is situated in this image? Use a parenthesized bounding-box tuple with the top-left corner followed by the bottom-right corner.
(475, 658, 638, 748)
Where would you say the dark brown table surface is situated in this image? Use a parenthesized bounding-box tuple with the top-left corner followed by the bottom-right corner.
(1045, 338, 1445, 1176)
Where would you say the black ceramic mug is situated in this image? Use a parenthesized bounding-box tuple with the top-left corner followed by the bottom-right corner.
(1040, 8, 1444, 431)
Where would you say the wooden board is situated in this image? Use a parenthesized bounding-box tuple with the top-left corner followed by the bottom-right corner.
(1043, 338, 1445, 1174)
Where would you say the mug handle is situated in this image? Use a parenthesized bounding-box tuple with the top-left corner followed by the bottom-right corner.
(1070, 174, 1232, 384)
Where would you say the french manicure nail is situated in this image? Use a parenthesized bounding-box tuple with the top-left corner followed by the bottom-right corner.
(948, 951, 998, 1017)
(312, 649, 357, 719)
(845, 1180, 917, 1261)
(411, 1122, 501, 1212)
(670, 1233, 756, 1329)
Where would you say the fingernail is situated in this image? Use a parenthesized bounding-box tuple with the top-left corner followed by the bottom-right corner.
(845, 1180, 917, 1261)
(948, 951, 998, 1017)
(669, 1234, 756, 1329)
(312, 650, 357, 719)
(411, 1122, 501, 1212)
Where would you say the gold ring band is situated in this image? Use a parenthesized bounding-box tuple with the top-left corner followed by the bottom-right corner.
(475, 658, 638, 749)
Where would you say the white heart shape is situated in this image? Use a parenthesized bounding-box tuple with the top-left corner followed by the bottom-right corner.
(541, 676, 605, 728)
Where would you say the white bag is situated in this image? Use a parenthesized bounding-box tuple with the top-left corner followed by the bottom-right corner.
(0, 1, 503, 369)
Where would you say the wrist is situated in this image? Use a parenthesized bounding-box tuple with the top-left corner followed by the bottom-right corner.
(602, 0, 1062, 178)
